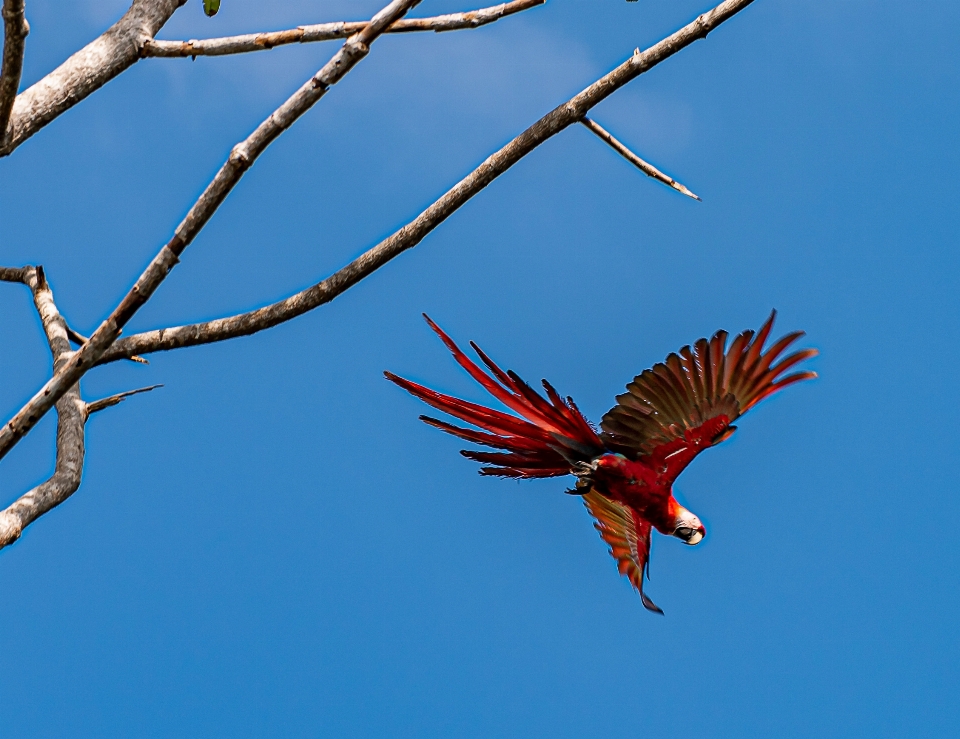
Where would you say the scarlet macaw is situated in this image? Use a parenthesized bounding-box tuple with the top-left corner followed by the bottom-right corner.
(386, 313, 816, 613)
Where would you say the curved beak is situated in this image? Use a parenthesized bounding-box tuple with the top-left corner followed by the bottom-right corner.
(675, 525, 706, 546)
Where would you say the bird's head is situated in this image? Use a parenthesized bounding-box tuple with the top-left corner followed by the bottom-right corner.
(672, 505, 705, 546)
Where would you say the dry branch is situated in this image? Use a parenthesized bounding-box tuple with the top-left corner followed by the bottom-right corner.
(0, 267, 85, 549)
(143, 0, 544, 58)
(98, 0, 754, 365)
(86, 385, 162, 415)
(0, 0, 423, 461)
(0, 269, 160, 549)
(580, 116, 700, 201)
(0, 0, 28, 142)
(0, 0, 542, 156)
(0, 0, 184, 156)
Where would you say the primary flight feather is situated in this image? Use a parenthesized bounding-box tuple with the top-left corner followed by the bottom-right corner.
(386, 312, 816, 613)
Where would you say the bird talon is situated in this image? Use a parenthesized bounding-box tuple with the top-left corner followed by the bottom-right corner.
(572, 459, 599, 478)
(568, 460, 599, 494)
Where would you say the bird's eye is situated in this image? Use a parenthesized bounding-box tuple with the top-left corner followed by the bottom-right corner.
(675, 526, 693, 540)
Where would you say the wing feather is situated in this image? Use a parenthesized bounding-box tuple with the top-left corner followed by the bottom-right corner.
(600, 311, 817, 470)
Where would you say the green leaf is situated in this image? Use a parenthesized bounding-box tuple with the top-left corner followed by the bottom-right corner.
(203, 0, 220, 17)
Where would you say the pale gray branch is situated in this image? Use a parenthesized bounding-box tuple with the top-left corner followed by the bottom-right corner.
(0, 266, 85, 549)
(98, 0, 753, 365)
(0, 0, 423, 462)
(86, 384, 162, 415)
(0, 0, 28, 143)
(143, 0, 544, 58)
(580, 116, 700, 201)
(0, 269, 161, 549)
(0, 0, 184, 157)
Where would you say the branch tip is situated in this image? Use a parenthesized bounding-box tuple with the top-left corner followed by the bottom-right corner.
(86, 384, 163, 415)
(580, 117, 701, 201)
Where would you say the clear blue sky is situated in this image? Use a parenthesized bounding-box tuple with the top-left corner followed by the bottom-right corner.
(2, 1, 958, 736)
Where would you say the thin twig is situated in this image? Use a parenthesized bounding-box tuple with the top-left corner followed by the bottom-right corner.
(0, 266, 86, 549)
(143, 0, 544, 58)
(580, 116, 700, 200)
(0, 0, 184, 157)
(0, 0, 28, 142)
(0, 0, 423, 462)
(86, 384, 162, 414)
(98, 0, 754, 365)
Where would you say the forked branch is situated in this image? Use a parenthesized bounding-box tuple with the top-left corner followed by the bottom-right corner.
(0, 0, 543, 157)
(1, 0, 757, 548)
(0, 0, 423, 461)
(0, 269, 161, 549)
(0, 267, 86, 548)
(98, 0, 753, 365)
(143, 0, 544, 58)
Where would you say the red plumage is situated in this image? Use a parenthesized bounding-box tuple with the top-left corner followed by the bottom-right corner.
(386, 312, 816, 612)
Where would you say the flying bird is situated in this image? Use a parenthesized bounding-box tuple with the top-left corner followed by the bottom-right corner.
(385, 313, 816, 613)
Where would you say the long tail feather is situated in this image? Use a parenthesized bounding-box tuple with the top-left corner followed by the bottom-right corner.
(386, 318, 605, 478)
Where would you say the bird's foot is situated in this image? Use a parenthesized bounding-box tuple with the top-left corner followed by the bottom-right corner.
(571, 459, 599, 478)
(565, 459, 599, 495)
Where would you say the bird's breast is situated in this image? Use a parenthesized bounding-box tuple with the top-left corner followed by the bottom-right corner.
(593, 454, 665, 510)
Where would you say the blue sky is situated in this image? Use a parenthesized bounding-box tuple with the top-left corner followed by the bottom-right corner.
(2, 1, 958, 736)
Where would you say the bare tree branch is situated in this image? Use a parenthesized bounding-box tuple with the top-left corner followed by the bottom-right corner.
(143, 0, 544, 58)
(0, 388, 86, 549)
(580, 116, 700, 201)
(0, 0, 184, 157)
(0, 0, 542, 156)
(98, 0, 754, 365)
(0, 0, 28, 143)
(0, 269, 160, 548)
(0, 0, 423, 462)
(0, 266, 85, 549)
(86, 384, 162, 415)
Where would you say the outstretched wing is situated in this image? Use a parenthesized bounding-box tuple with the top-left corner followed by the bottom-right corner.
(600, 310, 817, 479)
(386, 315, 605, 478)
(583, 491, 662, 613)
